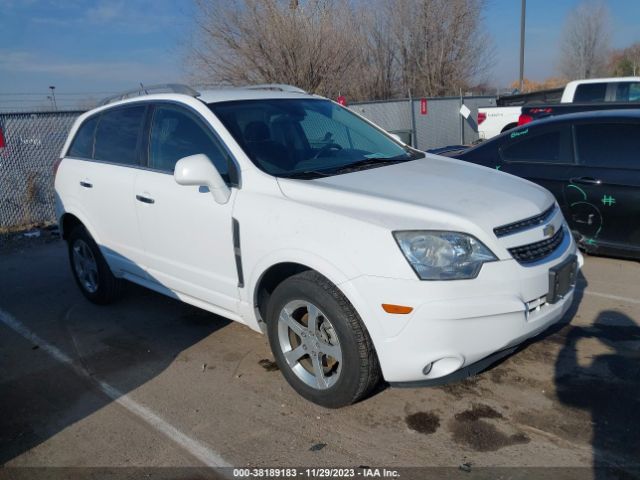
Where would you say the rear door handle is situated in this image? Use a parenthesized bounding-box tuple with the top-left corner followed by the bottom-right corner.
(136, 195, 155, 204)
(80, 181, 93, 188)
(570, 176, 602, 185)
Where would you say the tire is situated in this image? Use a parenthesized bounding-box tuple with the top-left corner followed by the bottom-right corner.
(67, 225, 123, 304)
(266, 270, 380, 408)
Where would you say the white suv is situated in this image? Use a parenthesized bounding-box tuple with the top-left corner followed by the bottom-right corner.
(55, 84, 582, 407)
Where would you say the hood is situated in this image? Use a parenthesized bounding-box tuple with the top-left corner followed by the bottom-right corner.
(276, 154, 554, 239)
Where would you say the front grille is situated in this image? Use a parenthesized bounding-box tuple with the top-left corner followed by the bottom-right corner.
(494, 204, 556, 238)
(508, 227, 565, 264)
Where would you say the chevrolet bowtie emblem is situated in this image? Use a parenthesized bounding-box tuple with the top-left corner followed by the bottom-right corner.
(543, 224, 555, 238)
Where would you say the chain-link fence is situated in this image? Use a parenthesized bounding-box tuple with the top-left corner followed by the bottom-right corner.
(0, 111, 82, 232)
(350, 96, 496, 150)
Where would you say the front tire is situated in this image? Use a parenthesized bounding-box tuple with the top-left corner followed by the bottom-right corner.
(67, 225, 123, 304)
(266, 271, 380, 408)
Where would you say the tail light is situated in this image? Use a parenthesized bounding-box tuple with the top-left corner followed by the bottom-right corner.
(53, 158, 62, 177)
(518, 114, 533, 126)
(518, 107, 553, 126)
(0, 126, 5, 149)
(477, 112, 487, 125)
(529, 107, 553, 115)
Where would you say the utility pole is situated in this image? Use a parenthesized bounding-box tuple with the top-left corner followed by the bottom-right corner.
(519, 0, 526, 92)
(49, 86, 58, 111)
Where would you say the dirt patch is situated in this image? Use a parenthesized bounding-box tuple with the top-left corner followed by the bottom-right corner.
(450, 419, 530, 452)
(450, 404, 529, 451)
(406, 411, 440, 434)
(454, 403, 503, 422)
(258, 359, 279, 371)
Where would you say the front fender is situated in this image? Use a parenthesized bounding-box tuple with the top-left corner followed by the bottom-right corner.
(243, 248, 387, 354)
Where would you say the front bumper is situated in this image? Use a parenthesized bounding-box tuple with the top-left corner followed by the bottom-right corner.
(341, 243, 582, 384)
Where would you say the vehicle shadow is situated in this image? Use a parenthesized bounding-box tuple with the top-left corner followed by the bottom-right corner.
(0, 241, 232, 465)
(554, 309, 640, 478)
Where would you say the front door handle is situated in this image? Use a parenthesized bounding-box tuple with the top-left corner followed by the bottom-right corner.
(570, 176, 602, 185)
(136, 195, 155, 204)
(80, 181, 93, 188)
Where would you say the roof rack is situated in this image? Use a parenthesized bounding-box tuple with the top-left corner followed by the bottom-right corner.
(244, 84, 307, 94)
(99, 84, 200, 106)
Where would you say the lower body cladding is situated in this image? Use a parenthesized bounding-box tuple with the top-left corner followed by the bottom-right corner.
(341, 245, 583, 385)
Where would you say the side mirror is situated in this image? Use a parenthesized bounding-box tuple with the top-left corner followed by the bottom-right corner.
(174, 154, 231, 204)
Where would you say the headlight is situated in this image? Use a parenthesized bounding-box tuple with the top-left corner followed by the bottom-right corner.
(393, 231, 497, 280)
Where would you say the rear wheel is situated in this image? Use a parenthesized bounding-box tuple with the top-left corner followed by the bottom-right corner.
(68, 225, 123, 304)
(266, 271, 380, 408)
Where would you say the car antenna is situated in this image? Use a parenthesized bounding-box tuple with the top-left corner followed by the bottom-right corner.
(140, 82, 148, 94)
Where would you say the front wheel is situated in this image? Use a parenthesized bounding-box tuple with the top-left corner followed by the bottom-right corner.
(67, 225, 123, 304)
(266, 271, 380, 408)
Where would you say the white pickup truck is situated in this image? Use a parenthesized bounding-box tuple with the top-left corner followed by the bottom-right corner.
(477, 76, 640, 140)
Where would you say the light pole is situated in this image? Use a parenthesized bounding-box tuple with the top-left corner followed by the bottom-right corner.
(519, 0, 526, 92)
(49, 85, 57, 111)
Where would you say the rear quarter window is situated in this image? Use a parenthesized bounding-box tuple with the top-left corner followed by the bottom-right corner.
(68, 116, 99, 159)
(94, 106, 146, 166)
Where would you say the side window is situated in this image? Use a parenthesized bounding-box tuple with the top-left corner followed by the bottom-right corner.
(68, 116, 99, 158)
(615, 82, 640, 102)
(94, 106, 146, 166)
(574, 83, 607, 103)
(575, 123, 640, 169)
(149, 105, 231, 181)
(501, 127, 572, 164)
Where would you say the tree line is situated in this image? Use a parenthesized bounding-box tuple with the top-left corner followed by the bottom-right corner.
(186, 0, 638, 100)
(187, 0, 492, 101)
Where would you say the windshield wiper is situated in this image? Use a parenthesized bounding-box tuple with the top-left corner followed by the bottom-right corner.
(279, 155, 418, 180)
(329, 156, 407, 174)
(278, 169, 332, 179)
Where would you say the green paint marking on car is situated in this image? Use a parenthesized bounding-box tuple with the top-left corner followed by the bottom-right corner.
(510, 129, 528, 139)
(496, 165, 501, 170)
(567, 183, 587, 201)
(601, 195, 616, 206)
(585, 238, 597, 245)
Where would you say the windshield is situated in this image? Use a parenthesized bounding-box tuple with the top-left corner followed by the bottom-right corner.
(208, 99, 423, 178)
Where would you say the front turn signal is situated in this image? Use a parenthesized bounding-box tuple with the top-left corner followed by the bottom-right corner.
(382, 304, 413, 314)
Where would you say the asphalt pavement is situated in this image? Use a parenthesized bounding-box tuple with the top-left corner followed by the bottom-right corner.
(1, 236, 639, 478)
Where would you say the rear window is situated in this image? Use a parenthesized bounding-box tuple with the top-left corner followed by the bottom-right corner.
(94, 106, 146, 166)
(575, 123, 640, 169)
(574, 83, 607, 103)
(68, 116, 99, 158)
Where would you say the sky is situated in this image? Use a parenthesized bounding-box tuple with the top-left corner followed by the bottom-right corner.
(0, 0, 639, 109)
(485, 0, 640, 87)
